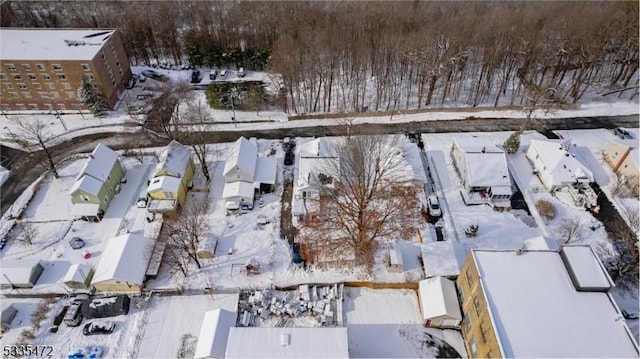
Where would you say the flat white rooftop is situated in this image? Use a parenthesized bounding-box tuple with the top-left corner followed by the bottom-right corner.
(473, 250, 639, 358)
(226, 327, 349, 358)
(1, 28, 115, 61)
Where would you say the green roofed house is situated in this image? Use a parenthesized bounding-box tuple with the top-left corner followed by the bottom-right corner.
(70, 143, 125, 221)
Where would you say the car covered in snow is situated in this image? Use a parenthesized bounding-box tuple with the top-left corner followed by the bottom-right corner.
(83, 321, 115, 335)
(67, 346, 103, 359)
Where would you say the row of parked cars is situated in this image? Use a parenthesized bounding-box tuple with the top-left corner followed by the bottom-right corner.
(191, 67, 246, 83)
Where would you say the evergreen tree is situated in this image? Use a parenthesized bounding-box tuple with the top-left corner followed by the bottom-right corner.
(78, 77, 109, 117)
(504, 131, 522, 154)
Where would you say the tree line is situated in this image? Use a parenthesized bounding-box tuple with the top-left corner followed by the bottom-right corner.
(4, 1, 637, 113)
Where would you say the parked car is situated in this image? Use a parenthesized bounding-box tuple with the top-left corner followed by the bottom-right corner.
(67, 346, 103, 359)
(137, 197, 148, 208)
(190, 69, 203, 83)
(219, 69, 228, 78)
(613, 127, 633, 139)
(237, 67, 246, 78)
(427, 195, 442, 218)
(141, 70, 169, 82)
(63, 302, 83, 327)
(209, 70, 218, 80)
(83, 321, 115, 336)
(137, 75, 147, 83)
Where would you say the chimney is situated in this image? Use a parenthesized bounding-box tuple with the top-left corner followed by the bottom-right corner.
(515, 248, 523, 255)
(481, 146, 486, 153)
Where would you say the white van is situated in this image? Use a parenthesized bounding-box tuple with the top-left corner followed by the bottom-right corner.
(219, 69, 228, 79)
(427, 195, 442, 218)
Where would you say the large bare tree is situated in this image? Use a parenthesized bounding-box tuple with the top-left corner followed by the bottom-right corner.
(13, 118, 59, 178)
(162, 197, 210, 276)
(299, 136, 422, 268)
(181, 98, 214, 183)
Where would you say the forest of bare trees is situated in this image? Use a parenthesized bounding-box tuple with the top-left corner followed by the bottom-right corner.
(4, 1, 637, 114)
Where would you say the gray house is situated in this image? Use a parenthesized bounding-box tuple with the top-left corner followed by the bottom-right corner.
(0, 259, 44, 289)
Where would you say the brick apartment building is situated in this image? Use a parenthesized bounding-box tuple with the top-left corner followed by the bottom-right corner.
(0, 28, 132, 111)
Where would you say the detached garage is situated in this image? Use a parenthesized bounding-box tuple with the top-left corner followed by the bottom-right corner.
(0, 259, 44, 289)
(62, 264, 94, 290)
(418, 277, 462, 328)
(91, 233, 153, 293)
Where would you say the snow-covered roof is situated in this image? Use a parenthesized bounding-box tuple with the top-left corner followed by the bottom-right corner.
(560, 245, 613, 291)
(389, 242, 404, 267)
(225, 327, 349, 358)
(254, 157, 277, 185)
(297, 138, 337, 189)
(528, 139, 594, 185)
(148, 175, 182, 194)
(62, 264, 93, 284)
(454, 138, 511, 188)
(298, 138, 333, 158)
(91, 233, 153, 287)
(421, 241, 466, 278)
(0, 28, 116, 61)
(0, 259, 42, 286)
(70, 203, 101, 217)
(194, 309, 237, 359)
(223, 137, 257, 179)
(70, 175, 104, 196)
(472, 249, 639, 358)
(418, 277, 462, 321)
(222, 181, 254, 200)
(154, 140, 192, 178)
(75, 143, 120, 183)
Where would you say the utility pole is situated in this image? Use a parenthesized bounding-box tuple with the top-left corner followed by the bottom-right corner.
(230, 88, 237, 128)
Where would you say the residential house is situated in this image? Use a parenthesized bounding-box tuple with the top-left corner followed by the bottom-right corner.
(292, 138, 338, 217)
(526, 139, 594, 191)
(222, 137, 277, 212)
(194, 309, 238, 359)
(225, 327, 349, 358)
(451, 137, 512, 208)
(147, 140, 194, 213)
(69, 143, 125, 221)
(603, 141, 639, 193)
(456, 246, 639, 358)
(0, 259, 44, 289)
(0, 28, 132, 111)
(418, 276, 462, 328)
(91, 233, 153, 293)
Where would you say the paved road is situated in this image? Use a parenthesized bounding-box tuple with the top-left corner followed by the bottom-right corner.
(1, 114, 638, 215)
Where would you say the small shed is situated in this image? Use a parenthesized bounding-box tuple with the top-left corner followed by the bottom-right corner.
(0, 259, 44, 289)
(418, 277, 462, 328)
(387, 242, 404, 273)
(197, 236, 218, 259)
(1, 303, 17, 329)
(62, 264, 94, 290)
(194, 309, 238, 359)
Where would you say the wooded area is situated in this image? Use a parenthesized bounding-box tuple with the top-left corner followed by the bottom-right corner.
(4, 1, 637, 114)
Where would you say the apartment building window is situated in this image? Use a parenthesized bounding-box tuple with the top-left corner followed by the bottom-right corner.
(12, 74, 21, 80)
(457, 284, 465, 306)
(16, 104, 26, 110)
(480, 322, 490, 344)
(34, 83, 42, 89)
(42, 74, 51, 80)
(466, 268, 474, 287)
(101, 51, 106, 60)
(22, 92, 32, 98)
(469, 338, 478, 358)
(22, 64, 31, 70)
(81, 64, 91, 71)
(109, 42, 115, 51)
(6, 64, 16, 70)
(17, 83, 27, 89)
(57, 104, 66, 110)
(462, 312, 472, 333)
(0, 74, 6, 80)
(487, 351, 493, 358)
(111, 80, 116, 86)
(58, 74, 67, 80)
(473, 297, 482, 317)
(29, 104, 38, 110)
(38, 92, 49, 98)
(3, 83, 13, 89)
(9, 92, 19, 98)
(51, 92, 60, 99)
(62, 83, 71, 90)
(36, 64, 45, 70)
(52, 64, 62, 71)
(66, 92, 75, 99)
(47, 83, 56, 90)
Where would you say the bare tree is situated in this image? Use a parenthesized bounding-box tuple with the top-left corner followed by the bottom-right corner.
(596, 240, 639, 294)
(558, 217, 583, 245)
(13, 119, 59, 178)
(17, 220, 38, 246)
(298, 136, 422, 269)
(162, 197, 210, 276)
(535, 199, 556, 224)
(181, 98, 213, 183)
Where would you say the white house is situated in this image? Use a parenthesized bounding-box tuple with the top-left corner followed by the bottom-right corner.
(194, 309, 237, 359)
(225, 327, 349, 358)
(418, 277, 462, 328)
(451, 137, 512, 208)
(91, 233, 153, 293)
(222, 137, 277, 211)
(62, 263, 94, 290)
(526, 139, 594, 191)
(293, 138, 338, 217)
